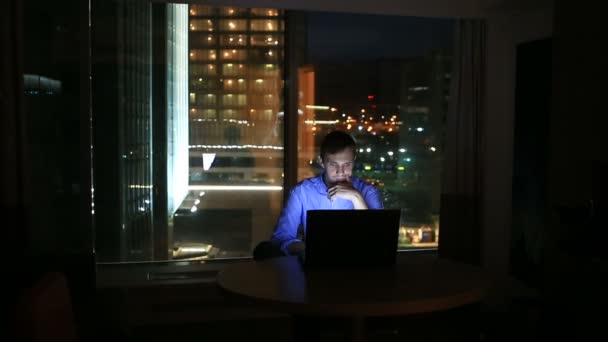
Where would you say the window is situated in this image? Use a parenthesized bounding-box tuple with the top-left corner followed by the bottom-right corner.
(295, 12, 452, 250)
(89, 1, 450, 263)
(89, 2, 285, 262)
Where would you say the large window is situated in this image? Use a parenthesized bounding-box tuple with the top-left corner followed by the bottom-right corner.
(89, 1, 451, 263)
(91, 2, 285, 262)
(295, 12, 452, 250)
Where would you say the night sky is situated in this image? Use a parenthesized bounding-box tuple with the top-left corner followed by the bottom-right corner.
(306, 11, 454, 63)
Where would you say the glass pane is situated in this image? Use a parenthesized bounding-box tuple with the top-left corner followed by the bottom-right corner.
(185, 6, 285, 260)
(296, 12, 453, 250)
(91, 2, 285, 262)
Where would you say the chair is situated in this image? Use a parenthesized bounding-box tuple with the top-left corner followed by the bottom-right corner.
(12, 272, 78, 342)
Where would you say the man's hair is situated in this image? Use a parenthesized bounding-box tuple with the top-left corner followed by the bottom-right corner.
(320, 130, 356, 161)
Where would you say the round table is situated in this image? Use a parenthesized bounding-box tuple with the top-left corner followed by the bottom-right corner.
(218, 255, 489, 341)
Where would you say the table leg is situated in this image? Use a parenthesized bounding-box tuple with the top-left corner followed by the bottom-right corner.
(351, 316, 365, 342)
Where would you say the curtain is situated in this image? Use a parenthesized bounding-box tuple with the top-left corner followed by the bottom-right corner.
(439, 19, 486, 265)
(1, 0, 28, 254)
(2, 0, 30, 335)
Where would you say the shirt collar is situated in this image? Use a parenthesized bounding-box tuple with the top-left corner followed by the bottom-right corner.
(312, 172, 328, 194)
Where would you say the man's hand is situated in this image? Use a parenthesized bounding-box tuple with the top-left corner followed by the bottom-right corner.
(327, 179, 368, 209)
(286, 241, 305, 256)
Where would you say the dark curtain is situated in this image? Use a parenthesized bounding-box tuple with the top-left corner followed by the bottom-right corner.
(1, 0, 28, 257)
(439, 19, 486, 265)
(1, 0, 30, 337)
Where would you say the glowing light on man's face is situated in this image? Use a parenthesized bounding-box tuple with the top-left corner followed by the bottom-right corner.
(322, 148, 355, 186)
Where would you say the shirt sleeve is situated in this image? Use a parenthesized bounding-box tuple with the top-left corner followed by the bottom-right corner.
(363, 185, 384, 209)
(271, 187, 303, 255)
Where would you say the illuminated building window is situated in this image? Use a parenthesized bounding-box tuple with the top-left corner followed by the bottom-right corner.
(251, 8, 279, 16)
(250, 19, 280, 31)
(190, 64, 217, 76)
(219, 19, 246, 31)
(250, 34, 282, 46)
(219, 49, 247, 61)
(221, 34, 247, 46)
(189, 5, 213, 16)
(189, 19, 214, 31)
(189, 49, 216, 62)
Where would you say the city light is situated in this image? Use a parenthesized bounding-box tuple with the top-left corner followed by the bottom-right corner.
(380, 157, 385, 162)
(364, 165, 372, 170)
(128, 185, 153, 189)
(387, 151, 394, 156)
(397, 166, 405, 171)
(189, 144, 284, 150)
(430, 146, 436, 152)
(305, 105, 330, 110)
(304, 120, 339, 125)
(366, 148, 371, 152)
(416, 127, 424, 132)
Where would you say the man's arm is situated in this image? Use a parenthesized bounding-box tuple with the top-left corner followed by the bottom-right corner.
(270, 189, 304, 255)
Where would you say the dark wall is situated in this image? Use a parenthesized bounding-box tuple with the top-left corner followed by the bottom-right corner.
(542, 0, 608, 338)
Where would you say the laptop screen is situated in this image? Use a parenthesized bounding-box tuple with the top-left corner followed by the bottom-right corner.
(304, 209, 401, 269)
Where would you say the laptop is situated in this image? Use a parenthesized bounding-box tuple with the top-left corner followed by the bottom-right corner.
(302, 209, 401, 269)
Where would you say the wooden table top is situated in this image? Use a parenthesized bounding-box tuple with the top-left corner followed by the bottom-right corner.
(217, 255, 489, 317)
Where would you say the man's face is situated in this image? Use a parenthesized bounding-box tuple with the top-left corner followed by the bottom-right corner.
(321, 148, 355, 186)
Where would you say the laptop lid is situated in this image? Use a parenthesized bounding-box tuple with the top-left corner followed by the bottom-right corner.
(304, 209, 401, 269)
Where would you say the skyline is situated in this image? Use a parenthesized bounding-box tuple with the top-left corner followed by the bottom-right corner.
(306, 11, 454, 62)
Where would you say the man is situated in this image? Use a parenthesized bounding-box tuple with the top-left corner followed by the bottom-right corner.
(270, 130, 383, 256)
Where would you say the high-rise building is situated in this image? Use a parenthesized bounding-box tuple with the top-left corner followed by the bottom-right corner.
(92, 1, 189, 262)
(187, 6, 285, 185)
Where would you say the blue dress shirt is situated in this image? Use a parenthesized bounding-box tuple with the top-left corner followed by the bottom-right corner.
(271, 173, 383, 255)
